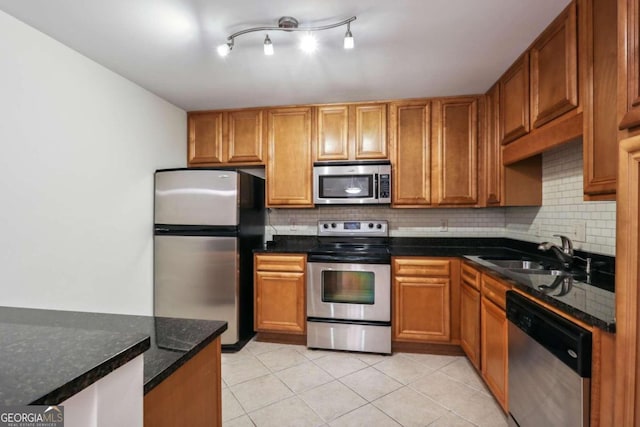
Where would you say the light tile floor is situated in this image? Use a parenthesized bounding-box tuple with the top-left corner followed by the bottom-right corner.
(222, 339, 507, 427)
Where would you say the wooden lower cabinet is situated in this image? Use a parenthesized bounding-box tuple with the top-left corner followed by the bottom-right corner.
(481, 296, 508, 413)
(144, 338, 222, 427)
(460, 263, 481, 369)
(480, 272, 510, 413)
(392, 258, 460, 345)
(254, 254, 306, 335)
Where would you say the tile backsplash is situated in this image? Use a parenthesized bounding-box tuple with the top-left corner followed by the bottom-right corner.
(266, 139, 616, 256)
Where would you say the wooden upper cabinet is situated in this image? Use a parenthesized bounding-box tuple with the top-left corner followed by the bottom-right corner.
(500, 53, 530, 145)
(315, 103, 388, 161)
(530, 1, 578, 129)
(619, 0, 640, 130)
(390, 101, 431, 206)
(226, 109, 264, 164)
(316, 105, 349, 160)
(485, 84, 502, 206)
(266, 107, 313, 207)
(188, 112, 224, 165)
(432, 97, 479, 205)
(354, 103, 388, 159)
(187, 110, 264, 166)
(583, 0, 618, 199)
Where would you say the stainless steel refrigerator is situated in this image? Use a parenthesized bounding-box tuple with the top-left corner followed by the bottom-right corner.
(153, 168, 265, 350)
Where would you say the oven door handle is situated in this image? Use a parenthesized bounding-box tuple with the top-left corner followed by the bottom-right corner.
(307, 253, 390, 264)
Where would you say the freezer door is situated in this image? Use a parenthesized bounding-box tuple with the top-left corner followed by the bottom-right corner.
(154, 235, 238, 345)
(155, 169, 239, 226)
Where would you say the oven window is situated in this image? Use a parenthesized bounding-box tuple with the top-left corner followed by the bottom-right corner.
(321, 271, 375, 304)
(319, 175, 374, 199)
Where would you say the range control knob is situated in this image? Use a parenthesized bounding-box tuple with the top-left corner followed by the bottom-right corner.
(368, 223, 374, 228)
(376, 224, 382, 229)
(322, 223, 329, 229)
(331, 223, 337, 228)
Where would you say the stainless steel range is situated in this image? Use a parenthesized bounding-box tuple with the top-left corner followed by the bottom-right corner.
(306, 220, 391, 354)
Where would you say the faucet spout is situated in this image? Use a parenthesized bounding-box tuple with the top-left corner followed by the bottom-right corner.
(538, 235, 575, 268)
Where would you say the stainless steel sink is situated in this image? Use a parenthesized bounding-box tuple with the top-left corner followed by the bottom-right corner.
(481, 259, 546, 270)
(507, 268, 565, 276)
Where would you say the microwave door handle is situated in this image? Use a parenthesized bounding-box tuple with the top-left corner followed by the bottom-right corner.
(374, 174, 379, 199)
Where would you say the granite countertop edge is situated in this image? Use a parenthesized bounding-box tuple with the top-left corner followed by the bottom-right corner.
(143, 321, 227, 394)
(32, 336, 150, 405)
(462, 257, 616, 333)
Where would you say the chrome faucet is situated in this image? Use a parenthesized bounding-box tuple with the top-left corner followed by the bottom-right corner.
(538, 234, 574, 268)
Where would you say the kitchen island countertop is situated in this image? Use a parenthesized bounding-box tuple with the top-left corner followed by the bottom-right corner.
(0, 306, 227, 405)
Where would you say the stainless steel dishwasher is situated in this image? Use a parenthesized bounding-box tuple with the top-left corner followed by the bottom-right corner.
(506, 291, 592, 427)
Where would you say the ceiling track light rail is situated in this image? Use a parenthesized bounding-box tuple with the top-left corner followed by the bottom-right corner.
(217, 16, 356, 57)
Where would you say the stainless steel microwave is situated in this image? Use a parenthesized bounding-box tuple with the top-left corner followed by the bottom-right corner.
(313, 161, 391, 204)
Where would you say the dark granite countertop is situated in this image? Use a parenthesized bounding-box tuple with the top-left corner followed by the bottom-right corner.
(0, 307, 227, 405)
(257, 235, 615, 331)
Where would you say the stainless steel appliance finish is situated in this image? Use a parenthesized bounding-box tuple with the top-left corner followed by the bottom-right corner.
(507, 291, 591, 427)
(306, 220, 391, 354)
(307, 262, 391, 322)
(154, 169, 264, 350)
(313, 161, 391, 204)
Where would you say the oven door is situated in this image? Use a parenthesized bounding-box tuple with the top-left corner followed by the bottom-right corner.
(307, 262, 391, 322)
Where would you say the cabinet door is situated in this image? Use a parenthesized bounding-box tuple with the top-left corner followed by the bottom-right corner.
(255, 271, 305, 334)
(530, 2, 578, 128)
(500, 53, 530, 144)
(226, 110, 264, 164)
(583, 0, 618, 198)
(354, 103, 388, 159)
(316, 105, 349, 161)
(481, 297, 508, 412)
(393, 276, 451, 342)
(266, 107, 313, 207)
(619, 0, 640, 130)
(461, 283, 481, 370)
(390, 101, 431, 206)
(432, 97, 478, 205)
(485, 84, 502, 206)
(188, 112, 224, 165)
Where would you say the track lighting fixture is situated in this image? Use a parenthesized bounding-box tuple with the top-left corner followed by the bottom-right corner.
(217, 16, 356, 57)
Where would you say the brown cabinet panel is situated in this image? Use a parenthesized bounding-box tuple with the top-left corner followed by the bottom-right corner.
(255, 254, 305, 272)
(583, 0, 618, 198)
(390, 101, 431, 206)
(530, 2, 578, 128)
(481, 296, 508, 412)
(432, 97, 479, 205)
(481, 273, 510, 310)
(144, 338, 221, 427)
(266, 107, 313, 207)
(188, 112, 224, 165)
(485, 84, 502, 206)
(619, 0, 640, 130)
(393, 258, 450, 277)
(500, 53, 530, 144)
(354, 104, 388, 159)
(226, 109, 264, 164)
(461, 282, 481, 370)
(255, 270, 306, 334)
(393, 276, 451, 342)
(316, 105, 349, 161)
(461, 262, 481, 291)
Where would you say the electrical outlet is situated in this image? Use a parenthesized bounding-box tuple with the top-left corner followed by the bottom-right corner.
(574, 221, 586, 242)
(440, 219, 448, 232)
(288, 216, 297, 231)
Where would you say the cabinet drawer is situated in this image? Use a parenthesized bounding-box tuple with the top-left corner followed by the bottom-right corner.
(393, 258, 451, 277)
(255, 254, 306, 272)
(461, 262, 481, 290)
(481, 274, 510, 310)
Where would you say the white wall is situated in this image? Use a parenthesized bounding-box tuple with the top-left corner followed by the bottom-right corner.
(0, 11, 186, 315)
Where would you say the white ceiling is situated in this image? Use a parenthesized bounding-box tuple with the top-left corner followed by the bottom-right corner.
(0, 0, 571, 111)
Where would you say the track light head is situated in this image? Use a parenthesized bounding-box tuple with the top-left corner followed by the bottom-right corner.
(263, 34, 274, 56)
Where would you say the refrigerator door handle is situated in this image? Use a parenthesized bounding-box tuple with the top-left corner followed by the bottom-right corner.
(155, 227, 170, 232)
